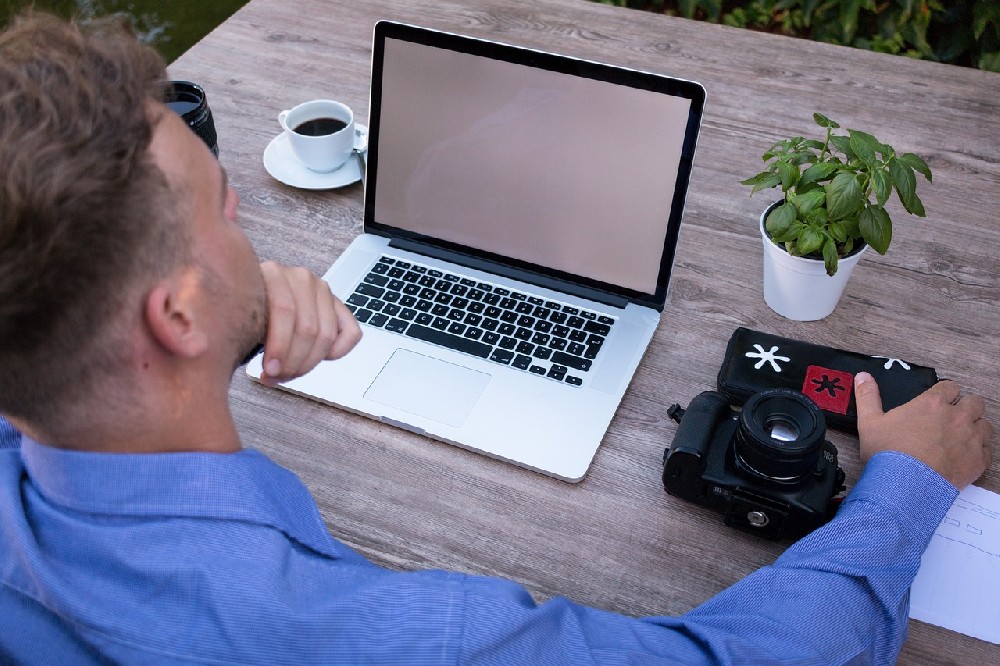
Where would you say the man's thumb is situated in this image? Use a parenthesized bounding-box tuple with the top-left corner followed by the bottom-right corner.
(854, 372, 884, 423)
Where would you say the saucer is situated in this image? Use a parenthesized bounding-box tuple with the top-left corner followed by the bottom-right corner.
(263, 124, 367, 190)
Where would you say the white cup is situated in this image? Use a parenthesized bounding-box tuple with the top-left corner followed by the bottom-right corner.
(278, 99, 355, 173)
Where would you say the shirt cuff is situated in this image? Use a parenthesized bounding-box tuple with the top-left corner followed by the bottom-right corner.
(844, 450, 958, 550)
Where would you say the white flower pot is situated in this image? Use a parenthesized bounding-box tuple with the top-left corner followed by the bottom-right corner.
(759, 202, 867, 321)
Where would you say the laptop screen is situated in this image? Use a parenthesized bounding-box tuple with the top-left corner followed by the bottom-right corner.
(366, 22, 705, 308)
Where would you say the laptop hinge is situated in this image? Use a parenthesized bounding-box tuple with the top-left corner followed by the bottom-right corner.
(387, 238, 630, 310)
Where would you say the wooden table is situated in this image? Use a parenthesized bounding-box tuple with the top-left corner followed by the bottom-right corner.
(169, 0, 1000, 662)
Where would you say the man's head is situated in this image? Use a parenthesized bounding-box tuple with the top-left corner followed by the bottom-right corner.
(0, 12, 265, 446)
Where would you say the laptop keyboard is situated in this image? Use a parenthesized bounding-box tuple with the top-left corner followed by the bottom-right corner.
(343, 256, 617, 387)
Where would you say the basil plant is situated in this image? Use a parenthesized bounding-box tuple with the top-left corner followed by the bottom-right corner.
(741, 113, 932, 276)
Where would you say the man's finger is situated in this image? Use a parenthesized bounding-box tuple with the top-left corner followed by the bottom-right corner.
(854, 372, 884, 423)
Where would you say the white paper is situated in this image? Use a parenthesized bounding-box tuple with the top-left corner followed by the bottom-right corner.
(910, 484, 1000, 644)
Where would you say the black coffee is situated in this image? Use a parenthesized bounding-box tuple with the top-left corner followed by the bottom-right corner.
(293, 117, 347, 136)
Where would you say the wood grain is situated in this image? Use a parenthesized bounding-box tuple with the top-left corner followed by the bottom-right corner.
(170, 0, 1000, 662)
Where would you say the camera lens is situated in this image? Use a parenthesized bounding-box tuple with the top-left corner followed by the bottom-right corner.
(735, 388, 826, 482)
(165, 81, 218, 156)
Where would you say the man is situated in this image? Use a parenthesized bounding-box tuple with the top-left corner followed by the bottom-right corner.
(0, 12, 994, 665)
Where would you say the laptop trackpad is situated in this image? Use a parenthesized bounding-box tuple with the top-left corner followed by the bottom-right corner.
(365, 349, 491, 428)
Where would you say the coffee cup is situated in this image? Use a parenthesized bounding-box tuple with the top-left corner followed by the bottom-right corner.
(278, 100, 355, 173)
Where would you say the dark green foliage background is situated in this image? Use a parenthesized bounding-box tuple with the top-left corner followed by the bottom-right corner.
(1, 0, 249, 63)
(594, 0, 1000, 72)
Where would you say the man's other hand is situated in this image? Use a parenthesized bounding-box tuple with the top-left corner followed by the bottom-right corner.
(855, 372, 994, 489)
(258, 261, 362, 386)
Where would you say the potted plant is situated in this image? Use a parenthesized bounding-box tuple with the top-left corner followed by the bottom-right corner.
(740, 112, 932, 320)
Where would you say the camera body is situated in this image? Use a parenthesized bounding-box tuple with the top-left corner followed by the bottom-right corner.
(663, 388, 845, 540)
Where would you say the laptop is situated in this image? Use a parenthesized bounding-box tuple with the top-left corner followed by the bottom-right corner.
(248, 21, 705, 482)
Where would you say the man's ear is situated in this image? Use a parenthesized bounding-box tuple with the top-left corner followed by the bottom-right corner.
(144, 269, 209, 358)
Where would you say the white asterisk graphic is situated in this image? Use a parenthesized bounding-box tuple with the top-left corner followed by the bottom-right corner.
(872, 356, 911, 370)
(745, 344, 791, 372)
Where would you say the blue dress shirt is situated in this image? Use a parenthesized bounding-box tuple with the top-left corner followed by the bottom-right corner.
(0, 416, 19, 449)
(0, 436, 956, 665)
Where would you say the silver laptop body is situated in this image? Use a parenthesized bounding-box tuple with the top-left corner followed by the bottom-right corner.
(248, 21, 705, 482)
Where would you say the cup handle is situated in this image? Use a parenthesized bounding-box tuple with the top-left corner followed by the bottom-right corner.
(278, 110, 289, 131)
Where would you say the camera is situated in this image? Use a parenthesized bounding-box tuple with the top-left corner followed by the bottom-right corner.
(663, 388, 845, 540)
(165, 81, 218, 156)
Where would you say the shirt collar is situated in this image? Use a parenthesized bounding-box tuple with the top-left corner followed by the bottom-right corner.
(20, 437, 346, 560)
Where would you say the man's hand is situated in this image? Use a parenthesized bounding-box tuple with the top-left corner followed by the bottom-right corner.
(855, 372, 994, 489)
(258, 261, 362, 386)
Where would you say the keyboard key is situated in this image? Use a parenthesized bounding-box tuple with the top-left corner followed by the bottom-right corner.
(490, 348, 515, 364)
(551, 351, 592, 372)
(547, 364, 567, 380)
(431, 317, 449, 330)
(464, 327, 484, 341)
(383, 292, 401, 304)
(483, 331, 501, 345)
(584, 320, 611, 336)
(355, 308, 373, 323)
(513, 354, 532, 370)
(447, 322, 466, 335)
(598, 315, 614, 325)
(415, 313, 433, 325)
(565, 376, 583, 386)
(567, 315, 585, 328)
(356, 283, 385, 298)
(385, 318, 408, 333)
(346, 293, 369, 307)
(516, 341, 534, 355)
(405, 324, 491, 358)
(383, 304, 401, 317)
(369, 313, 389, 328)
(529, 365, 547, 375)
(532, 347, 553, 360)
(400, 308, 417, 321)
(498, 336, 517, 350)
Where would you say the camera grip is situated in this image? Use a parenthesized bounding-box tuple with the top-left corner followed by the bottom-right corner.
(663, 391, 731, 496)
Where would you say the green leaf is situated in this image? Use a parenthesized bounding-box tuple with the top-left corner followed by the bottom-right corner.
(859, 205, 892, 254)
(898, 152, 932, 182)
(749, 173, 782, 194)
(777, 161, 799, 191)
(849, 129, 880, 163)
(740, 171, 774, 187)
(813, 112, 840, 129)
(826, 172, 863, 220)
(842, 214, 861, 240)
(794, 189, 827, 214)
(870, 168, 892, 207)
(829, 135, 857, 161)
(822, 238, 839, 276)
(797, 227, 824, 255)
(889, 157, 921, 215)
(828, 220, 847, 242)
(799, 162, 839, 186)
(765, 202, 797, 236)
